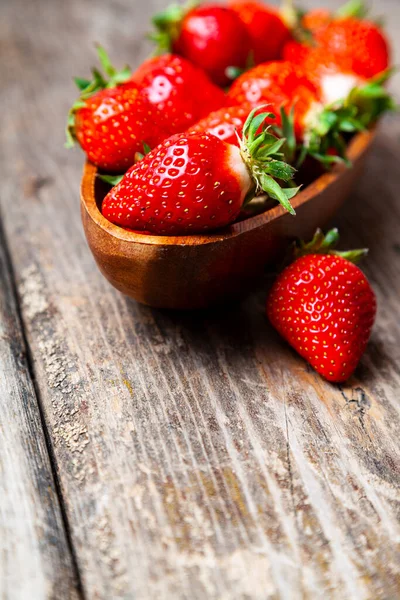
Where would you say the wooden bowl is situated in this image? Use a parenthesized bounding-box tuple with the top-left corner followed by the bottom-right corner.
(81, 129, 375, 309)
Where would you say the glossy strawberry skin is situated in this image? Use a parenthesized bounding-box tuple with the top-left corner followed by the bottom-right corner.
(315, 18, 390, 79)
(102, 132, 250, 235)
(130, 54, 229, 134)
(282, 40, 312, 65)
(302, 9, 331, 36)
(188, 104, 253, 146)
(74, 84, 169, 172)
(267, 254, 376, 382)
(173, 5, 250, 87)
(283, 44, 365, 104)
(228, 61, 320, 139)
(229, 1, 290, 64)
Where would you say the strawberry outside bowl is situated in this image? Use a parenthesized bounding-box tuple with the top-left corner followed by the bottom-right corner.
(81, 128, 375, 310)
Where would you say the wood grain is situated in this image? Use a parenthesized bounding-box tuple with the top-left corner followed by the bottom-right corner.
(0, 226, 79, 599)
(0, 0, 400, 598)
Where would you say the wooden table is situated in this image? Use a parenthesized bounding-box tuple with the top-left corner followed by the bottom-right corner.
(1, 0, 400, 598)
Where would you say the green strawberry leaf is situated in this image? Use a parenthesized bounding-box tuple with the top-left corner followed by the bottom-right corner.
(96, 44, 117, 78)
(264, 160, 296, 182)
(143, 142, 152, 155)
(260, 174, 296, 215)
(240, 107, 299, 214)
(152, 3, 185, 28)
(338, 118, 365, 132)
(282, 186, 302, 200)
(74, 77, 92, 91)
(320, 228, 340, 249)
(256, 137, 286, 158)
(295, 228, 368, 263)
(98, 173, 124, 186)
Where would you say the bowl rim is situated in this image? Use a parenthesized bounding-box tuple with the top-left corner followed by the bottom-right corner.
(81, 128, 375, 247)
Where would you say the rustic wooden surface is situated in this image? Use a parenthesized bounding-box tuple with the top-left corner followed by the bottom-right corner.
(1, 0, 400, 598)
(0, 228, 79, 599)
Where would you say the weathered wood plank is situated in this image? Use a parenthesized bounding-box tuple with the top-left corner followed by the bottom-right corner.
(0, 226, 80, 599)
(1, 0, 400, 598)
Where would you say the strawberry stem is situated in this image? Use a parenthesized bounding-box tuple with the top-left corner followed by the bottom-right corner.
(240, 107, 300, 215)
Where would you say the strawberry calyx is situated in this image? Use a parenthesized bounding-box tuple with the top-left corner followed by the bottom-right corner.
(307, 72, 396, 166)
(276, 72, 396, 168)
(301, 102, 364, 167)
(273, 104, 356, 168)
(345, 69, 397, 126)
(294, 228, 368, 263)
(239, 107, 300, 215)
(65, 45, 132, 148)
(149, 1, 198, 53)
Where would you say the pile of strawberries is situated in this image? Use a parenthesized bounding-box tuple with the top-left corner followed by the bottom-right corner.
(67, 0, 394, 236)
(66, 0, 392, 382)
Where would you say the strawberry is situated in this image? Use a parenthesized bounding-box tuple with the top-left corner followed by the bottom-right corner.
(227, 61, 321, 140)
(314, 17, 390, 80)
(289, 0, 368, 40)
(130, 54, 229, 134)
(188, 103, 254, 146)
(228, 60, 395, 167)
(285, 1, 390, 81)
(284, 44, 365, 105)
(66, 47, 170, 172)
(228, 1, 290, 64)
(282, 40, 312, 65)
(150, 3, 250, 86)
(267, 229, 376, 382)
(228, 61, 319, 113)
(101, 108, 299, 235)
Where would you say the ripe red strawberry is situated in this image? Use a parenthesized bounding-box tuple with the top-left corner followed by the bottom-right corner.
(284, 44, 365, 105)
(188, 103, 255, 147)
(151, 3, 250, 86)
(228, 61, 321, 140)
(282, 40, 312, 65)
(228, 60, 394, 166)
(66, 47, 171, 172)
(102, 109, 299, 235)
(228, 1, 290, 64)
(314, 17, 390, 80)
(284, 0, 389, 83)
(267, 229, 376, 382)
(130, 54, 229, 134)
